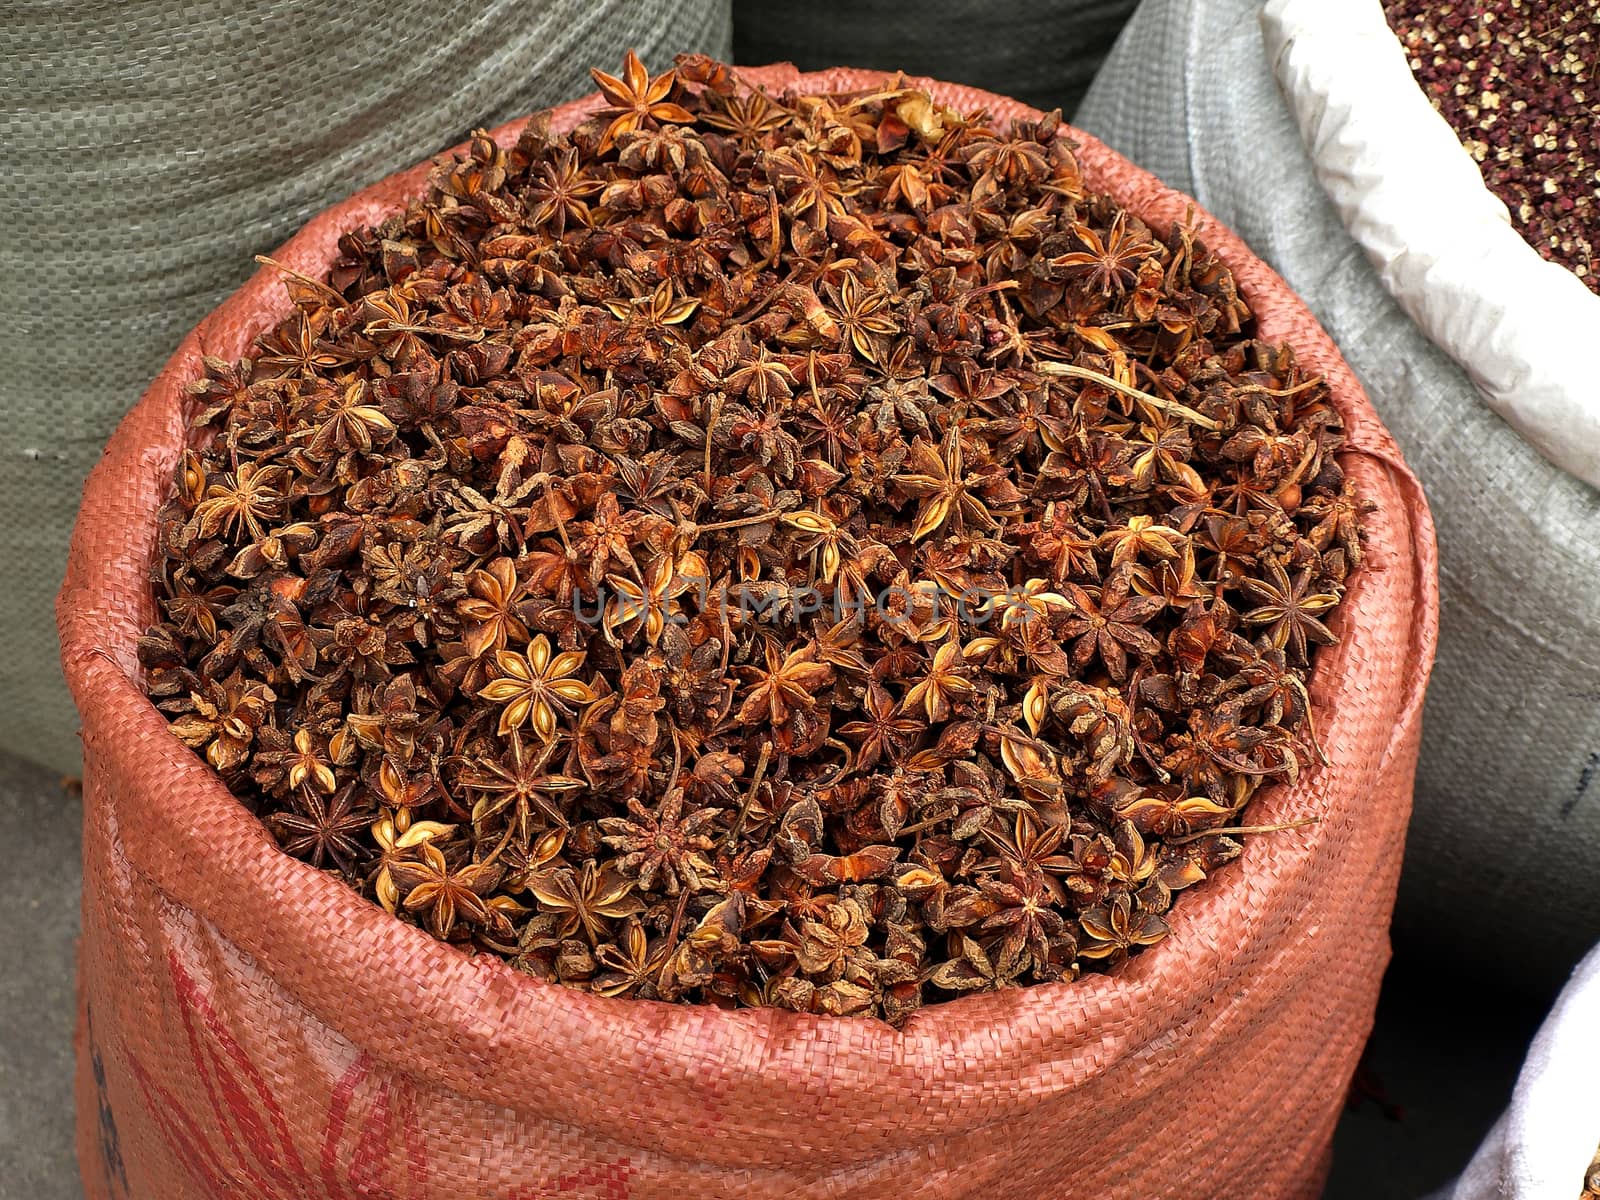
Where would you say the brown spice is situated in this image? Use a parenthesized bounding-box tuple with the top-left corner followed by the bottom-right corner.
(138, 52, 1364, 1025)
(1385, 0, 1600, 289)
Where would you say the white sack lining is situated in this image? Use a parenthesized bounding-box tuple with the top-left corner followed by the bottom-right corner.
(1262, 0, 1600, 491)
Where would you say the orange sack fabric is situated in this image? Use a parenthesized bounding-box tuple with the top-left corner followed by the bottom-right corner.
(59, 66, 1439, 1200)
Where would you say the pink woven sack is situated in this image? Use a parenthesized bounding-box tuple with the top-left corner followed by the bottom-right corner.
(60, 65, 1439, 1200)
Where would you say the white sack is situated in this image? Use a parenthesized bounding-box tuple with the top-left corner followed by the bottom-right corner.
(1261, 0, 1600, 491)
(1434, 944, 1600, 1200)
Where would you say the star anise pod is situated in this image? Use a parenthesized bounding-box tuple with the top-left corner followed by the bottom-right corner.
(476, 636, 597, 740)
(389, 843, 505, 939)
(893, 430, 999, 541)
(599, 788, 721, 895)
(144, 52, 1363, 1024)
(589, 49, 694, 155)
(1239, 562, 1341, 663)
(593, 919, 671, 998)
(269, 784, 372, 873)
(1058, 571, 1164, 681)
(1049, 213, 1159, 296)
(530, 861, 644, 944)
(1077, 891, 1170, 967)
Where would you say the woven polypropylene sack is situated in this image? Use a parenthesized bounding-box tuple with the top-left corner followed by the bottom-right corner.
(1076, 0, 1600, 991)
(1432, 944, 1600, 1200)
(2, 0, 731, 776)
(731, 0, 1137, 115)
(60, 66, 1437, 1200)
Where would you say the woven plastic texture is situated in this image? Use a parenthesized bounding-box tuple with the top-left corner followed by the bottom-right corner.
(1078, 0, 1600, 990)
(60, 66, 1438, 1200)
(1, 0, 732, 775)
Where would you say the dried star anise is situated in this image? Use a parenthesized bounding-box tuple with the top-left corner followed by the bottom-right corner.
(142, 53, 1364, 1025)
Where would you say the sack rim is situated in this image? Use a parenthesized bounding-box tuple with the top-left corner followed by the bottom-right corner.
(57, 63, 1439, 1143)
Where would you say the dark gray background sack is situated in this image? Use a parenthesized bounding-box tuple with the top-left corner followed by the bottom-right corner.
(1, 0, 731, 775)
(733, 0, 1138, 116)
(1077, 0, 1600, 988)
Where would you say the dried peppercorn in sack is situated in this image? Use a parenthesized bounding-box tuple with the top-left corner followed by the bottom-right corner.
(1385, 0, 1598, 291)
(61, 61, 1435, 1200)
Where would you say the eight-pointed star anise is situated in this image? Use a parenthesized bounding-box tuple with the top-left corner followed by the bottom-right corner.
(142, 51, 1362, 1026)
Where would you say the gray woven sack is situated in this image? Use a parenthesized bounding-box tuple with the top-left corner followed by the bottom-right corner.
(731, 0, 1137, 117)
(2, 0, 731, 774)
(1077, 0, 1600, 986)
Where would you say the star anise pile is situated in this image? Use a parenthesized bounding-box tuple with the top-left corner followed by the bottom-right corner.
(139, 52, 1367, 1025)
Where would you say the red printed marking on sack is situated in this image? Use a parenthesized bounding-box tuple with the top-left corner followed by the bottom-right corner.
(171, 952, 311, 1195)
(120, 952, 430, 1199)
(511, 1158, 634, 1199)
(323, 1052, 430, 1198)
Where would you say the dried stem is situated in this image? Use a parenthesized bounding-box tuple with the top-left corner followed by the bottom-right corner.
(1037, 361, 1222, 430)
(1167, 817, 1319, 845)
